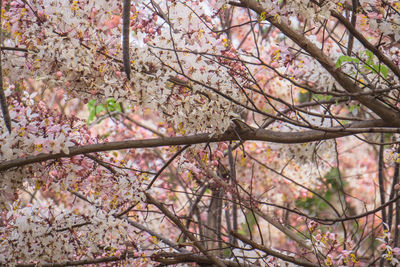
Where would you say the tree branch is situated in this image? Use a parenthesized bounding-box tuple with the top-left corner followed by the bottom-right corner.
(0, 0, 11, 133)
(236, 0, 400, 125)
(0, 120, 392, 172)
(151, 252, 253, 267)
(232, 232, 319, 267)
(122, 0, 131, 79)
(145, 193, 228, 267)
(16, 254, 136, 267)
(331, 10, 400, 80)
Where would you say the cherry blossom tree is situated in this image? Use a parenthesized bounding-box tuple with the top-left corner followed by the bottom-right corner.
(1, 0, 400, 266)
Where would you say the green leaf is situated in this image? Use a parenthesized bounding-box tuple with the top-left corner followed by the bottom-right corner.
(88, 99, 96, 108)
(363, 64, 374, 72)
(115, 103, 123, 112)
(313, 94, 324, 101)
(106, 98, 116, 107)
(87, 100, 98, 124)
(364, 50, 373, 58)
(238, 212, 257, 235)
(106, 98, 122, 112)
(335, 55, 360, 68)
(87, 98, 123, 125)
(108, 105, 116, 112)
(87, 109, 97, 124)
(364, 50, 374, 65)
(95, 104, 106, 114)
(363, 64, 389, 78)
(381, 65, 389, 78)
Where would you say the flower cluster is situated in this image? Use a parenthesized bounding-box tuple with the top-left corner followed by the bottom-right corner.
(127, 1, 248, 134)
(258, 0, 341, 23)
(0, 200, 133, 265)
(4, 0, 128, 101)
(377, 224, 400, 266)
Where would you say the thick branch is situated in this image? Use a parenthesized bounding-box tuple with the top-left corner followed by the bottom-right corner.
(0, 120, 391, 172)
(236, 0, 400, 125)
(152, 252, 253, 267)
(16, 254, 135, 267)
(122, 0, 131, 79)
(331, 10, 400, 80)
